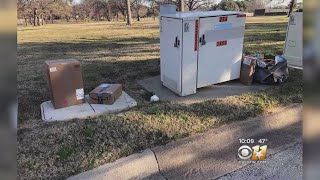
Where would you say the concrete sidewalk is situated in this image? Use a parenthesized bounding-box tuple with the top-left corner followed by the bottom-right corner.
(68, 104, 302, 180)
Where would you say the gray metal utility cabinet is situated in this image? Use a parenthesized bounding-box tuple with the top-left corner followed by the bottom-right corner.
(160, 11, 246, 96)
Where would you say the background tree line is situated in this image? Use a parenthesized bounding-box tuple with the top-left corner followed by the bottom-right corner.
(17, 0, 301, 26)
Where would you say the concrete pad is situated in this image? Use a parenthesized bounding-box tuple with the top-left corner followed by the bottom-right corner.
(67, 149, 160, 180)
(138, 76, 270, 104)
(41, 91, 137, 122)
(152, 104, 302, 180)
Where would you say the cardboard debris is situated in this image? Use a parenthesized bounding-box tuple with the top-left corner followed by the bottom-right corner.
(240, 56, 257, 85)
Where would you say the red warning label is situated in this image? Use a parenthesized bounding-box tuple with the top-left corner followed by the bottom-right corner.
(217, 40, 228, 46)
(194, 20, 199, 51)
(219, 16, 228, 22)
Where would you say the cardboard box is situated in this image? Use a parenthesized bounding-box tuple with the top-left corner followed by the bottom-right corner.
(45, 59, 84, 109)
(240, 56, 257, 85)
(89, 84, 122, 105)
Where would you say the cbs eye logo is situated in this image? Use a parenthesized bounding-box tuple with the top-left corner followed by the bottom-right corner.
(238, 145, 267, 161)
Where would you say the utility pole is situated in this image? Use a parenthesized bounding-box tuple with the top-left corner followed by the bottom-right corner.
(126, 0, 132, 25)
(179, 0, 184, 12)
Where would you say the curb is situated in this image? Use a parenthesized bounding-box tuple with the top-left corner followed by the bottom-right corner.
(68, 104, 302, 179)
(67, 149, 160, 180)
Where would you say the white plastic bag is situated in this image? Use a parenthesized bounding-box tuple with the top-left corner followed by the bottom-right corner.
(150, 95, 159, 102)
(275, 55, 286, 64)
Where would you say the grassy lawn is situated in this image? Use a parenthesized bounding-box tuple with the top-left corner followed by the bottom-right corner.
(17, 16, 302, 179)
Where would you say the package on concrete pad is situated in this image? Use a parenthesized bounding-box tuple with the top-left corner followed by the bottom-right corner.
(89, 84, 122, 105)
(45, 59, 84, 109)
(240, 56, 257, 85)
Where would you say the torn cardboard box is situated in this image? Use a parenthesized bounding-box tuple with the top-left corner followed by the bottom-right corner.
(240, 56, 257, 85)
(45, 59, 84, 109)
(89, 84, 122, 105)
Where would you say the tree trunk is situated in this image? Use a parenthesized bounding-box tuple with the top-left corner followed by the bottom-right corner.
(179, 0, 184, 12)
(24, 16, 28, 26)
(126, 0, 132, 25)
(37, 16, 40, 26)
(45, 14, 48, 24)
(137, 10, 140, 21)
(107, 5, 111, 21)
(33, 8, 37, 26)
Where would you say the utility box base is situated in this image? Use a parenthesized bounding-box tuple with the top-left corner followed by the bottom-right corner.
(138, 76, 270, 105)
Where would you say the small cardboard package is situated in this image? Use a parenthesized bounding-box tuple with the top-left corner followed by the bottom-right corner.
(45, 59, 84, 109)
(89, 84, 122, 105)
(240, 56, 257, 85)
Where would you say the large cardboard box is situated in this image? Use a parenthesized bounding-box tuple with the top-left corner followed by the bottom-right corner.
(89, 84, 122, 105)
(240, 56, 257, 85)
(45, 59, 84, 109)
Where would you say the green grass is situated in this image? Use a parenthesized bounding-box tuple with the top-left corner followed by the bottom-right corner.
(82, 127, 94, 137)
(17, 16, 302, 179)
(57, 147, 74, 160)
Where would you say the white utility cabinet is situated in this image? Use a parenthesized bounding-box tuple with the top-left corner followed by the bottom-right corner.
(160, 11, 246, 96)
(283, 12, 303, 69)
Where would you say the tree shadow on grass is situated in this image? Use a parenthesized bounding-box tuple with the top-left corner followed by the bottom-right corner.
(17, 35, 160, 122)
(18, 36, 159, 60)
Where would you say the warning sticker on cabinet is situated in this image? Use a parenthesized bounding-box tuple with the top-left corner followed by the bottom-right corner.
(288, 40, 296, 47)
(49, 67, 57, 73)
(184, 22, 190, 32)
(213, 23, 232, 30)
(243, 57, 252, 65)
(76, 88, 84, 100)
(289, 16, 296, 25)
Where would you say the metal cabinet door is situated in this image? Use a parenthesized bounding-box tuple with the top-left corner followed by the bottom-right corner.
(160, 17, 183, 93)
(283, 12, 303, 69)
(197, 15, 245, 88)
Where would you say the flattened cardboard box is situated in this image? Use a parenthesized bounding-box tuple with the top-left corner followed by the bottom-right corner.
(89, 84, 122, 105)
(240, 56, 257, 85)
(45, 59, 84, 109)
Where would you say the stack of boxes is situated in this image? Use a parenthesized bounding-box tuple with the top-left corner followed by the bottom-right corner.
(46, 59, 122, 109)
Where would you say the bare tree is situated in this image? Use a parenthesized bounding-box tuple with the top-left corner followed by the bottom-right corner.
(17, 0, 73, 26)
(246, 0, 266, 12)
(148, 0, 157, 20)
(126, 0, 132, 25)
(288, 0, 296, 17)
(133, 0, 145, 21)
(184, 0, 208, 11)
